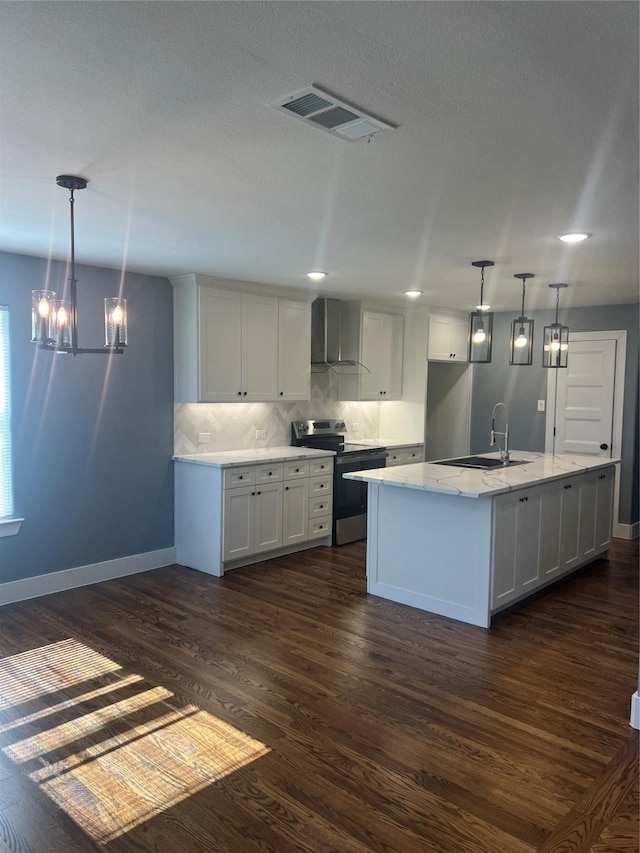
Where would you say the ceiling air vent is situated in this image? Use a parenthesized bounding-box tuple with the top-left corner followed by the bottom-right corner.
(269, 84, 397, 142)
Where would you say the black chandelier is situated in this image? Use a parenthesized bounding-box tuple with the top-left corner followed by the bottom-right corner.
(31, 175, 127, 355)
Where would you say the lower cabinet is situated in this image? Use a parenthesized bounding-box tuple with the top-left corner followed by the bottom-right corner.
(491, 465, 615, 613)
(175, 454, 334, 577)
(492, 485, 544, 610)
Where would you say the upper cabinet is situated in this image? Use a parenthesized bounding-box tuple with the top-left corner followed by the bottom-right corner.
(278, 299, 311, 401)
(172, 275, 311, 403)
(339, 303, 404, 401)
(428, 311, 469, 362)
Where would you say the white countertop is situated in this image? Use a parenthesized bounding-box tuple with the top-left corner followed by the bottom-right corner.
(173, 446, 335, 468)
(343, 451, 618, 498)
(345, 438, 424, 449)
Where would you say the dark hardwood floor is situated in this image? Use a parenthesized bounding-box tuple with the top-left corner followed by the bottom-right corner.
(0, 538, 637, 852)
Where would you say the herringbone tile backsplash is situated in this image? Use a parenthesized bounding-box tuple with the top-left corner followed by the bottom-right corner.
(174, 371, 380, 455)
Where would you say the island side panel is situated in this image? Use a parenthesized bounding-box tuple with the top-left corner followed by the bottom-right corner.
(366, 483, 493, 628)
(175, 462, 224, 576)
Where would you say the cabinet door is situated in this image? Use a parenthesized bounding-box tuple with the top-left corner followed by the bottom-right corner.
(578, 474, 597, 560)
(278, 300, 311, 401)
(360, 311, 391, 399)
(242, 293, 278, 401)
(199, 289, 243, 402)
(282, 479, 309, 546)
(360, 311, 403, 400)
(492, 489, 542, 609)
(559, 480, 581, 570)
(540, 482, 562, 579)
(253, 482, 283, 553)
(450, 319, 469, 362)
(595, 468, 614, 550)
(223, 485, 254, 560)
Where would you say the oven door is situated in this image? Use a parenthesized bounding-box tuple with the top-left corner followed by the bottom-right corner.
(333, 452, 386, 545)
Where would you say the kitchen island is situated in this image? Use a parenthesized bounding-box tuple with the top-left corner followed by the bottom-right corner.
(344, 451, 617, 627)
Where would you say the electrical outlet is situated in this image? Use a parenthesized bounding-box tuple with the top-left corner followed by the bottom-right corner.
(351, 422, 361, 432)
(198, 432, 210, 444)
(537, 400, 545, 412)
(255, 429, 267, 440)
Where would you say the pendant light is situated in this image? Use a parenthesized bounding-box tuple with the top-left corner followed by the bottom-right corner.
(542, 283, 569, 368)
(509, 273, 534, 365)
(468, 260, 494, 363)
(31, 175, 127, 355)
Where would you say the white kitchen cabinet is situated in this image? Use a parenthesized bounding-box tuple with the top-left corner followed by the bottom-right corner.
(385, 445, 424, 467)
(338, 303, 404, 401)
(172, 275, 311, 403)
(223, 479, 283, 560)
(594, 467, 614, 551)
(194, 288, 278, 402)
(278, 299, 311, 401)
(492, 485, 543, 609)
(559, 477, 581, 572)
(428, 311, 469, 362)
(282, 478, 309, 546)
(175, 453, 334, 577)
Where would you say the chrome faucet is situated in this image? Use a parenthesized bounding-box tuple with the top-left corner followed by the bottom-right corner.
(490, 402, 510, 464)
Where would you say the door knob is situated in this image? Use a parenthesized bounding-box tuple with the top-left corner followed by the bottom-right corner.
(600, 443, 609, 450)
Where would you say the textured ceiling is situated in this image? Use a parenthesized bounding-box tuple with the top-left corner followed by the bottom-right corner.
(0, 1, 638, 311)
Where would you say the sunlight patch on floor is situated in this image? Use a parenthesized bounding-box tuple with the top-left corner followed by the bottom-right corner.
(0, 639, 270, 844)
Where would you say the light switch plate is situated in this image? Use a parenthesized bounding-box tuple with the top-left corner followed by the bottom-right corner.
(198, 432, 210, 443)
(255, 429, 267, 439)
(537, 400, 545, 412)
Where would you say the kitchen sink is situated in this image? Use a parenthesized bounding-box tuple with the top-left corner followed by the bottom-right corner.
(434, 456, 526, 470)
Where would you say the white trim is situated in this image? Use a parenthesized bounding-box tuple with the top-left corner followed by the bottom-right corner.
(0, 547, 176, 606)
(0, 517, 24, 537)
(631, 691, 640, 730)
(546, 330, 627, 531)
(614, 521, 639, 540)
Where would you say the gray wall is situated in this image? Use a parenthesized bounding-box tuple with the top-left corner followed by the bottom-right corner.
(0, 251, 174, 583)
(469, 303, 639, 525)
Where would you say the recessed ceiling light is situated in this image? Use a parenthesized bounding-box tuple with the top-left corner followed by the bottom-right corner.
(404, 290, 423, 298)
(556, 232, 591, 243)
(306, 271, 327, 281)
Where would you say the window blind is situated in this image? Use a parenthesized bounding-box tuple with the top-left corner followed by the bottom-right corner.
(0, 305, 14, 519)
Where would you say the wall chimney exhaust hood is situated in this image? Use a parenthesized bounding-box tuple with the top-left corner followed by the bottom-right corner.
(310, 298, 369, 374)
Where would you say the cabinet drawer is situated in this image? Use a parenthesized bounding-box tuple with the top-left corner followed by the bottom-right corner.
(386, 451, 407, 466)
(308, 517, 331, 539)
(256, 463, 283, 484)
(309, 495, 333, 518)
(309, 474, 332, 496)
(224, 467, 256, 489)
(310, 457, 334, 476)
(405, 448, 423, 463)
(284, 460, 309, 480)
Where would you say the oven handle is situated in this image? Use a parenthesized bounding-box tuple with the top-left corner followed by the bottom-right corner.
(336, 453, 387, 466)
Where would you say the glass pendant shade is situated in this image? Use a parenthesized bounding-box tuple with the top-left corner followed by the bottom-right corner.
(31, 290, 56, 343)
(542, 322, 569, 367)
(468, 310, 493, 362)
(543, 283, 569, 368)
(104, 298, 128, 347)
(468, 260, 494, 363)
(509, 317, 534, 365)
(51, 299, 72, 347)
(509, 273, 534, 365)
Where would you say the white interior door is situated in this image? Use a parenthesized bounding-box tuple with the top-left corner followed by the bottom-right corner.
(547, 338, 616, 457)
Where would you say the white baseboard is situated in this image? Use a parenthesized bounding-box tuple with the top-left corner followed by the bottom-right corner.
(613, 521, 639, 540)
(0, 547, 177, 606)
(631, 691, 640, 730)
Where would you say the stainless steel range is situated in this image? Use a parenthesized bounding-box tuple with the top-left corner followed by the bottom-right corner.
(291, 419, 386, 545)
